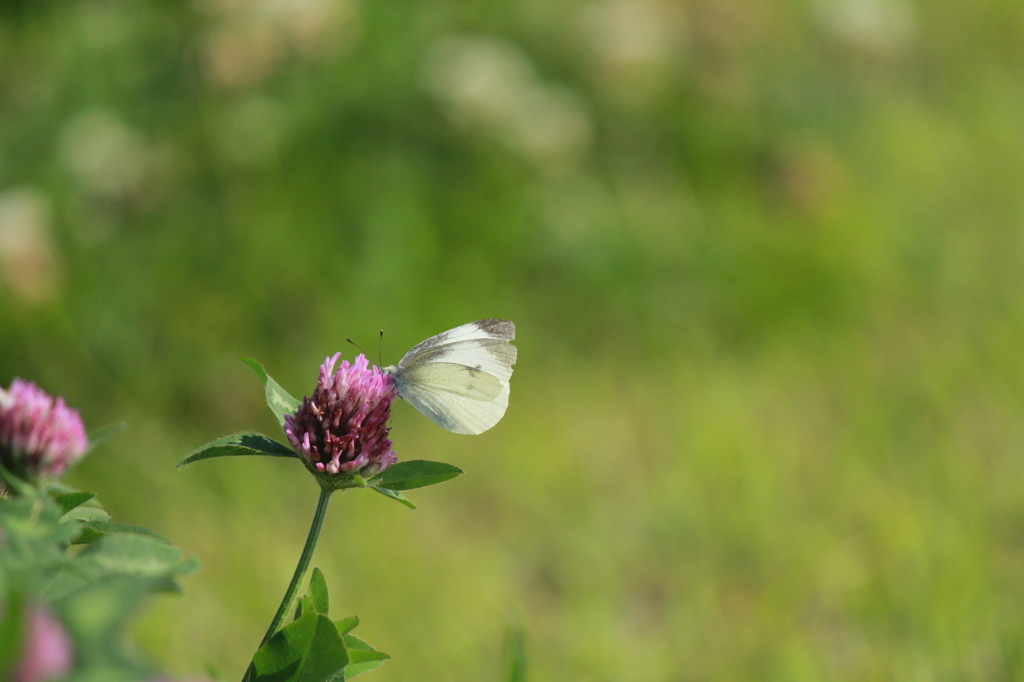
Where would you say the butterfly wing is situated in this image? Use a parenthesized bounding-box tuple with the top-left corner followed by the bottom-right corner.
(397, 320, 515, 369)
(393, 320, 517, 435)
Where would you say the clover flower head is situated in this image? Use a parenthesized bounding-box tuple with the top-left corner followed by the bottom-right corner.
(0, 379, 88, 480)
(284, 354, 397, 480)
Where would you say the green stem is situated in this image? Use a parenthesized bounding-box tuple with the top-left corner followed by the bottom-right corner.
(259, 486, 333, 647)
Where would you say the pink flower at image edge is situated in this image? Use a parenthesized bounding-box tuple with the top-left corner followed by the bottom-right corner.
(0, 379, 88, 479)
(14, 605, 73, 682)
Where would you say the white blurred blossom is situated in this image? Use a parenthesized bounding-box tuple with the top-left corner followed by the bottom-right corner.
(813, 0, 915, 51)
(581, 0, 688, 105)
(266, 0, 361, 57)
(203, 22, 285, 90)
(422, 35, 592, 172)
(199, 0, 361, 89)
(0, 187, 59, 304)
(58, 109, 151, 199)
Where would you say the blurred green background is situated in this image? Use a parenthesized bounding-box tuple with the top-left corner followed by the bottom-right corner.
(3, 0, 1024, 679)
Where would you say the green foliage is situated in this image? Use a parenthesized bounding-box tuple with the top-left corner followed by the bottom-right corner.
(367, 459, 465, 509)
(241, 358, 302, 428)
(340, 635, 390, 679)
(307, 568, 330, 617)
(177, 432, 299, 469)
(373, 460, 464, 491)
(52, 492, 96, 514)
(76, 520, 173, 545)
(249, 569, 389, 682)
(370, 486, 416, 510)
(251, 607, 349, 682)
(0, 472, 196, 681)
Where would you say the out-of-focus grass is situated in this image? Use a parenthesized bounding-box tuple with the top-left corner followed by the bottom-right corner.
(3, 0, 1024, 679)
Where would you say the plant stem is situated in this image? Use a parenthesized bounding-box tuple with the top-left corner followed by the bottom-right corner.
(259, 486, 333, 647)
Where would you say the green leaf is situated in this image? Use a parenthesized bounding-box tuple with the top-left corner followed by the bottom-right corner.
(252, 610, 349, 682)
(370, 486, 416, 510)
(344, 654, 389, 678)
(0, 493, 79, 570)
(73, 527, 106, 545)
(342, 634, 389, 678)
(241, 358, 302, 427)
(177, 432, 298, 469)
(83, 534, 193, 574)
(81, 520, 173, 545)
(342, 634, 374, 650)
(334, 616, 359, 637)
(308, 567, 329, 616)
(52, 491, 95, 514)
(254, 661, 301, 682)
(50, 534, 196, 598)
(61, 506, 110, 523)
(374, 460, 464, 491)
(299, 615, 351, 682)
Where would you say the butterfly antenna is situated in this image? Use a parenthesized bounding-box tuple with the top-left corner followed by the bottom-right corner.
(378, 330, 384, 366)
(346, 338, 366, 356)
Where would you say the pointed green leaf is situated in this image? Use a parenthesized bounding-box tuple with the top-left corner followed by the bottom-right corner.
(344, 654, 389, 678)
(299, 615, 351, 682)
(252, 610, 349, 682)
(342, 634, 374, 651)
(308, 568, 329, 616)
(370, 486, 416, 509)
(334, 616, 359, 637)
(374, 460, 464, 491)
(61, 506, 110, 523)
(46, 535, 196, 601)
(73, 527, 105, 545)
(342, 634, 389, 678)
(241, 358, 302, 427)
(52, 491, 95, 514)
(177, 432, 298, 469)
(78, 533, 194, 578)
(81, 520, 173, 545)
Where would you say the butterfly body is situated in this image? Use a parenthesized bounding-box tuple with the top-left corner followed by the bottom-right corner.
(384, 319, 517, 434)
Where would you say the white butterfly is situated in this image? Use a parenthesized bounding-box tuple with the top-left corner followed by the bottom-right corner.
(384, 319, 517, 435)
